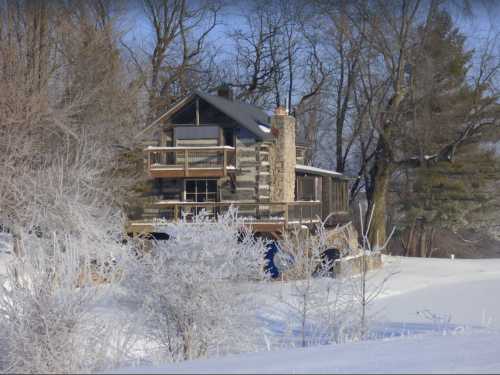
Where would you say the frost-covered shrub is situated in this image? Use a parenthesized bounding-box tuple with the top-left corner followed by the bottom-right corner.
(272, 207, 396, 348)
(121, 208, 268, 363)
(0, 233, 122, 374)
(273, 220, 358, 348)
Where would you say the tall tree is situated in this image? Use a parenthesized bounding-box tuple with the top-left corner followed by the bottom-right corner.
(312, 0, 364, 174)
(394, 11, 500, 256)
(350, 1, 500, 247)
(127, 0, 220, 123)
(0, 0, 139, 239)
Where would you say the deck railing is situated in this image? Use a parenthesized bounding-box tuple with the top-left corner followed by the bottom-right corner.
(146, 146, 236, 178)
(150, 201, 322, 227)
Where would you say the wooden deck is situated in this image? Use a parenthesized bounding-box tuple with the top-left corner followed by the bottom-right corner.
(146, 146, 236, 178)
(126, 201, 324, 236)
(126, 220, 290, 237)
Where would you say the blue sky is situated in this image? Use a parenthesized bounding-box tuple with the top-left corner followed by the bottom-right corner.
(120, 1, 499, 63)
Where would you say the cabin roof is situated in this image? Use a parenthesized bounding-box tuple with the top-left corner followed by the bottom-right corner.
(141, 90, 308, 143)
(194, 91, 273, 141)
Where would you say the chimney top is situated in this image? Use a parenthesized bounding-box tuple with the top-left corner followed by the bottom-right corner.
(217, 83, 233, 101)
(274, 106, 288, 116)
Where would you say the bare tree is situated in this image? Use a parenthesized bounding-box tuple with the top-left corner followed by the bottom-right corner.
(225, 1, 284, 107)
(350, 204, 396, 338)
(124, 0, 221, 122)
(0, 1, 140, 240)
(344, 0, 500, 247)
(273, 219, 357, 348)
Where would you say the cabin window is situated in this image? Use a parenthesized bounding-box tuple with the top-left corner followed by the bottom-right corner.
(223, 128, 235, 147)
(296, 148, 304, 159)
(185, 179, 217, 203)
(174, 126, 219, 147)
(331, 179, 349, 212)
(296, 175, 321, 201)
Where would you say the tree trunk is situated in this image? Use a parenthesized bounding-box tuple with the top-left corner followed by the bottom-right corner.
(419, 223, 427, 258)
(183, 325, 193, 360)
(366, 82, 406, 249)
(369, 167, 390, 249)
(336, 119, 344, 173)
(367, 139, 392, 249)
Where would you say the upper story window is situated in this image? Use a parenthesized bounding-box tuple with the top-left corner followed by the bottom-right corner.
(223, 128, 235, 147)
(173, 126, 219, 147)
(296, 146, 306, 160)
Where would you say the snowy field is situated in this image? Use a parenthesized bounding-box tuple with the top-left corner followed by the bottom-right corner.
(115, 255, 500, 374)
(114, 331, 500, 374)
(2, 233, 499, 373)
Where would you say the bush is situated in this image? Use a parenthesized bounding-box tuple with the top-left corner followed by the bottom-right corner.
(120, 208, 268, 363)
(0, 233, 121, 373)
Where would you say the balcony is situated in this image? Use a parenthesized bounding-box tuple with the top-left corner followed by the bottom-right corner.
(146, 146, 236, 178)
(127, 201, 322, 235)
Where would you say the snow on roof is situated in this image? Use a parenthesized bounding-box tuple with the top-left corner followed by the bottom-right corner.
(258, 124, 271, 133)
(195, 91, 274, 141)
(295, 164, 344, 177)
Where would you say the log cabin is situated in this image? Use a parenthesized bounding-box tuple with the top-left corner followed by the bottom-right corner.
(127, 85, 350, 239)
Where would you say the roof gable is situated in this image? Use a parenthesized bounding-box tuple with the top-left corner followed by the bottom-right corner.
(154, 91, 273, 141)
(194, 91, 272, 140)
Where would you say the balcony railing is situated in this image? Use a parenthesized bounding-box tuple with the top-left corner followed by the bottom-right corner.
(126, 201, 331, 235)
(152, 201, 321, 227)
(146, 146, 236, 178)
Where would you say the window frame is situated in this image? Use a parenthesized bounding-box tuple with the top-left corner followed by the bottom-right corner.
(184, 179, 218, 203)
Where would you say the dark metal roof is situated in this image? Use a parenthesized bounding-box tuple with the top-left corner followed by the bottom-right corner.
(150, 90, 307, 143)
(194, 90, 273, 141)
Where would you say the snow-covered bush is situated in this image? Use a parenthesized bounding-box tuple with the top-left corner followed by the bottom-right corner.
(273, 220, 358, 347)
(347, 204, 396, 339)
(121, 208, 268, 363)
(272, 206, 397, 347)
(0, 232, 124, 374)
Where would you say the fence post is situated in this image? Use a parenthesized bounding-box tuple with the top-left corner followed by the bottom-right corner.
(284, 203, 289, 227)
(223, 149, 227, 176)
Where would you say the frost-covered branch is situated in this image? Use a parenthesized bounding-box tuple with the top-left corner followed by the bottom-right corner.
(120, 208, 268, 363)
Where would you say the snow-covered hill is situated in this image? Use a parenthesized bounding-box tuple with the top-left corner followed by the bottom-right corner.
(374, 256, 500, 330)
(114, 331, 500, 374)
(115, 255, 500, 374)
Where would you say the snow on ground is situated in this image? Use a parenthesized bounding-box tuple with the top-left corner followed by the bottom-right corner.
(1, 241, 497, 373)
(115, 255, 500, 373)
(113, 331, 500, 374)
(375, 256, 500, 330)
(0, 232, 12, 276)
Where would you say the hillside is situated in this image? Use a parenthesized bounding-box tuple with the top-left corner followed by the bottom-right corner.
(115, 255, 500, 373)
(114, 332, 500, 374)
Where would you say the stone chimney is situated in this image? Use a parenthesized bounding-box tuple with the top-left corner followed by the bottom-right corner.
(216, 83, 233, 101)
(270, 106, 296, 202)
